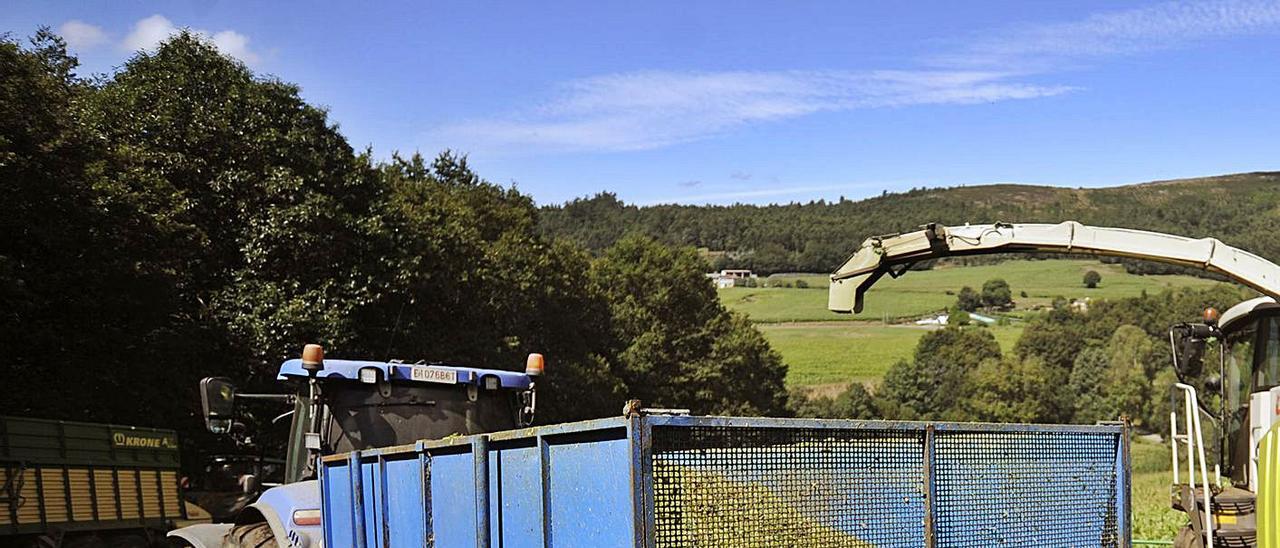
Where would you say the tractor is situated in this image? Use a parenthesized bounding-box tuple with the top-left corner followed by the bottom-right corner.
(166, 344, 543, 548)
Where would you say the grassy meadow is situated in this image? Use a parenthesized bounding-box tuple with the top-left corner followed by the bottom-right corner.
(721, 259, 1223, 389)
(722, 259, 1220, 323)
(758, 322, 1024, 387)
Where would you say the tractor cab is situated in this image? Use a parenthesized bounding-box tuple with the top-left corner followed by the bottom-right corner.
(200, 346, 543, 483)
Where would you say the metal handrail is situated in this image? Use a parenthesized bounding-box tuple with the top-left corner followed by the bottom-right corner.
(1172, 383, 1214, 548)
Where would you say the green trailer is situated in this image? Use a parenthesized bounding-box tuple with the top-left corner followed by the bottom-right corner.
(1, 416, 188, 547)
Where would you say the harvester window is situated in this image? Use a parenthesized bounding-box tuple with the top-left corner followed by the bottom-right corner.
(1258, 316, 1280, 391)
(1227, 324, 1255, 413)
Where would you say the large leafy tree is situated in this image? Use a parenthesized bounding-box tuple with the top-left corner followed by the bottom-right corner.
(958, 356, 1058, 423)
(878, 327, 1001, 420)
(0, 31, 201, 423)
(85, 32, 385, 384)
(356, 153, 622, 422)
(590, 236, 788, 415)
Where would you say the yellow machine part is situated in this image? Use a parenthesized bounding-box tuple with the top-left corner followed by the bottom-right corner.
(1, 465, 183, 527)
(1261, 421, 1280, 548)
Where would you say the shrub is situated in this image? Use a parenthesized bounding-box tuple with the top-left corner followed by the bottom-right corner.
(981, 279, 1012, 308)
(1084, 270, 1102, 288)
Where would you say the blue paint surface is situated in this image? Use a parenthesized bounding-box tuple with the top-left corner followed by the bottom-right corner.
(277, 358, 532, 388)
(430, 450, 478, 548)
(545, 436, 634, 546)
(490, 443, 544, 547)
(318, 416, 1130, 547)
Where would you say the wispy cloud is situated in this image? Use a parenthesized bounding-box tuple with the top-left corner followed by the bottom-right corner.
(58, 20, 109, 50)
(938, 0, 1280, 67)
(429, 0, 1280, 155)
(678, 180, 703, 188)
(730, 171, 753, 181)
(435, 70, 1072, 152)
(120, 14, 261, 65)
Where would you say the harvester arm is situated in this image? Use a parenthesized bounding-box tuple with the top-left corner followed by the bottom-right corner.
(829, 221, 1280, 313)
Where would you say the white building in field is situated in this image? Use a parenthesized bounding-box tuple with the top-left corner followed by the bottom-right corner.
(706, 269, 757, 288)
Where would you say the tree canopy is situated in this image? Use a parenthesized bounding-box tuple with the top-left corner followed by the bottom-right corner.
(0, 32, 789, 450)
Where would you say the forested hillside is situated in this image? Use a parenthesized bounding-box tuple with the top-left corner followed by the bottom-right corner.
(539, 174, 1280, 273)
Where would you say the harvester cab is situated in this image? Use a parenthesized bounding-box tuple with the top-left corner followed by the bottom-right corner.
(827, 221, 1280, 548)
(1167, 298, 1280, 547)
(170, 347, 543, 548)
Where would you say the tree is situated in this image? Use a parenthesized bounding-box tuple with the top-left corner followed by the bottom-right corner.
(956, 286, 981, 312)
(591, 236, 788, 416)
(981, 278, 1013, 309)
(878, 327, 1001, 420)
(0, 31, 205, 426)
(790, 382, 877, 419)
(85, 32, 387, 385)
(0, 30, 798, 442)
(958, 356, 1058, 423)
(1015, 307, 1088, 371)
(948, 308, 971, 326)
(1102, 325, 1160, 426)
(1069, 346, 1112, 424)
(1084, 270, 1102, 288)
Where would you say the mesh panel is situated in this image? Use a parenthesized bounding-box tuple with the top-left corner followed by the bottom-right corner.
(932, 430, 1121, 547)
(650, 426, 927, 547)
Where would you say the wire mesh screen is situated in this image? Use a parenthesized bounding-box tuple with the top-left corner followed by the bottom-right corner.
(650, 425, 927, 547)
(932, 429, 1122, 547)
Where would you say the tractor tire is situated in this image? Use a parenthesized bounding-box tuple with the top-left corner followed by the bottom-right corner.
(222, 523, 277, 548)
(1173, 526, 1205, 548)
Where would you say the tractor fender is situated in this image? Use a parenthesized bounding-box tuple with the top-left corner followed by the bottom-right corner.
(239, 480, 324, 548)
(167, 522, 234, 547)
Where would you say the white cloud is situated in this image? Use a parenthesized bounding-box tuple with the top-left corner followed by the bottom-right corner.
(938, 0, 1280, 67)
(209, 30, 260, 65)
(122, 14, 261, 65)
(122, 14, 177, 52)
(435, 70, 1073, 152)
(58, 20, 109, 50)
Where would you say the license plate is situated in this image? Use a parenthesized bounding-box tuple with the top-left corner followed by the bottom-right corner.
(410, 366, 458, 384)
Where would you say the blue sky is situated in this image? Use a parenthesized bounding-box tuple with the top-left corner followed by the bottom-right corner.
(5, 1, 1280, 205)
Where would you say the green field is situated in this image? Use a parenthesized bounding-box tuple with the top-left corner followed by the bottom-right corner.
(724, 259, 1221, 323)
(760, 322, 1024, 387)
(725, 259, 1224, 388)
(1131, 438, 1185, 541)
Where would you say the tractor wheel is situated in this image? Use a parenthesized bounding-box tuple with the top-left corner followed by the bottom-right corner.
(1173, 526, 1204, 548)
(222, 522, 277, 548)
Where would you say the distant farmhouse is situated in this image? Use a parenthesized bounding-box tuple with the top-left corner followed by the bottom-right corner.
(707, 269, 756, 288)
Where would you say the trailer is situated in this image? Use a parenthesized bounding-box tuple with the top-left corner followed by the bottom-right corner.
(319, 414, 1131, 547)
(1, 416, 188, 547)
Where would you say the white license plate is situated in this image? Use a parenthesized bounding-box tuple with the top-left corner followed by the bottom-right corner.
(410, 366, 458, 384)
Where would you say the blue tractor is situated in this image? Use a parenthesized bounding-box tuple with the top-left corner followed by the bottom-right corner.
(167, 345, 541, 548)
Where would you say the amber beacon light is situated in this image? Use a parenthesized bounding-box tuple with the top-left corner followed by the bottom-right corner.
(525, 353, 545, 376)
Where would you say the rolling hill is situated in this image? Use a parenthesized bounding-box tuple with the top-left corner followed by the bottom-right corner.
(538, 172, 1280, 274)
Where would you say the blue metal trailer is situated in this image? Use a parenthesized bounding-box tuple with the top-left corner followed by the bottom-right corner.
(319, 415, 1130, 547)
